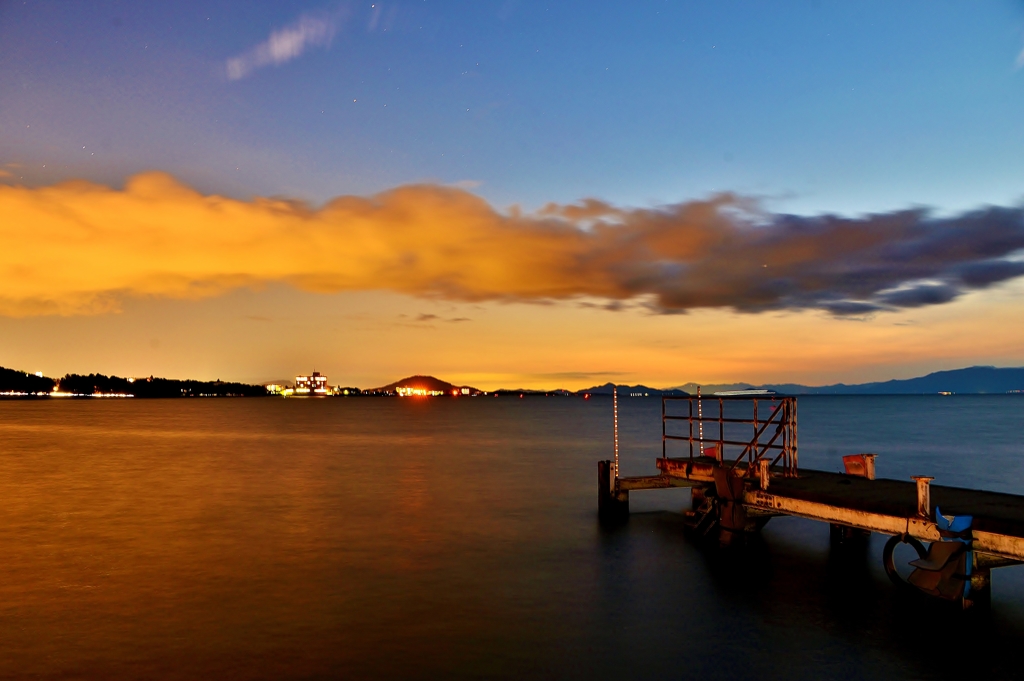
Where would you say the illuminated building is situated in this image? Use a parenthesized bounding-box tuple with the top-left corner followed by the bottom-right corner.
(294, 371, 330, 396)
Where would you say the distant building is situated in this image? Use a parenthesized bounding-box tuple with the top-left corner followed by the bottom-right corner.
(295, 372, 330, 396)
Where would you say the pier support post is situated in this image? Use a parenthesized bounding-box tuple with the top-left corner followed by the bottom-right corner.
(969, 566, 992, 609)
(598, 460, 629, 522)
(829, 523, 870, 549)
(912, 476, 934, 519)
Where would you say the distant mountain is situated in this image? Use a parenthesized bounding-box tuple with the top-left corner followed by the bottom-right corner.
(761, 366, 1024, 395)
(664, 366, 1024, 396)
(491, 388, 575, 396)
(577, 382, 689, 396)
(366, 375, 481, 395)
(672, 382, 756, 394)
(585, 367, 1024, 397)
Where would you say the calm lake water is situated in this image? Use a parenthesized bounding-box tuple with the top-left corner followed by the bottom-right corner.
(0, 395, 1022, 680)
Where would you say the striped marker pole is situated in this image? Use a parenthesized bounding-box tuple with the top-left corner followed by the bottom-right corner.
(697, 385, 704, 458)
(613, 386, 620, 485)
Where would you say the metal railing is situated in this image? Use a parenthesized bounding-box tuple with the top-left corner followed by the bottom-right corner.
(662, 394, 798, 477)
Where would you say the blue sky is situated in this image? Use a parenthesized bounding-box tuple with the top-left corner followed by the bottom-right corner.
(4, 1, 1024, 388)
(4, 1, 1024, 214)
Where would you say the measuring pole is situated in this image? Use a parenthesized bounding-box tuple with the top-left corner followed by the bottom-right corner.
(613, 386, 620, 485)
(697, 385, 704, 458)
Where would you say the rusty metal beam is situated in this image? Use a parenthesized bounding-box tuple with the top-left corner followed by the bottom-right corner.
(617, 475, 700, 491)
(741, 488, 1024, 562)
(663, 435, 786, 450)
(664, 416, 781, 425)
(647, 456, 1024, 562)
(972, 531, 1024, 562)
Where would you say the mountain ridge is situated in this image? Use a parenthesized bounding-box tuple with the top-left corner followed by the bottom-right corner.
(5, 365, 1023, 397)
(366, 374, 481, 395)
(657, 366, 1024, 396)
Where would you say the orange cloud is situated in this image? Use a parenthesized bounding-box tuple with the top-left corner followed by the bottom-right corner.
(2, 172, 1023, 317)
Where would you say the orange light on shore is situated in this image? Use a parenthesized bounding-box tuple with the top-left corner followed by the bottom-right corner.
(396, 386, 445, 397)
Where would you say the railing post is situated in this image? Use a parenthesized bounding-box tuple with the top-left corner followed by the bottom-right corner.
(688, 398, 694, 459)
(791, 398, 798, 476)
(785, 399, 793, 475)
(661, 397, 666, 459)
(719, 398, 724, 455)
(780, 401, 788, 474)
(751, 399, 758, 468)
(759, 459, 770, 490)
(789, 400, 795, 474)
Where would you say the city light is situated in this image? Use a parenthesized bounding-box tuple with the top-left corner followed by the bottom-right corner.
(45, 391, 134, 398)
(396, 386, 445, 397)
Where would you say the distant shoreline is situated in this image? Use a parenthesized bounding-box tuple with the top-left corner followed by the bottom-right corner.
(2, 365, 1023, 399)
(2, 391, 1023, 401)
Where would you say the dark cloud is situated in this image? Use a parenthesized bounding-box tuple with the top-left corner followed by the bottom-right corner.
(619, 204, 1024, 314)
(876, 284, 959, 308)
(527, 371, 627, 381)
(413, 313, 471, 323)
(954, 259, 1024, 287)
(821, 300, 887, 316)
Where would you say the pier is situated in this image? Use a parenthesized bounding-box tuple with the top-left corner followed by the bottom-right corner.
(598, 392, 1024, 608)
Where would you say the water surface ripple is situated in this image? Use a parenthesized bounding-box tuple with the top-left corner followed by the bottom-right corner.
(0, 396, 1022, 680)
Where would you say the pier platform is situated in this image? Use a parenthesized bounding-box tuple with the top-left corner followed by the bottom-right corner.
(598, 393, 1024, 608)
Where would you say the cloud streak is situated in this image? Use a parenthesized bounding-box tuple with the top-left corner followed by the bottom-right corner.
(226, 12, 338, 80)
(2, 172, 1024, 317)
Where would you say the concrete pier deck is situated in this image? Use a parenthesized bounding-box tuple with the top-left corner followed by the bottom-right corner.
(600, 393, 1024, 606)
(617, 456, 1024, 562)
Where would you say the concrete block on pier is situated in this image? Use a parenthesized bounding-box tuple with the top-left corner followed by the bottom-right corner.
(598, 460, 629, 522)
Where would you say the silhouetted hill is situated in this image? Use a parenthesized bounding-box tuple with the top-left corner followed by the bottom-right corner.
(590, 367, 1024, 397)
(492, 388, 575, 396)
(0, 366, 55, 394)
(577, 382, 689, 396)
(0, 365, 266, 397)
(761, 366, 1024, 395)
(57, 373, 267, 397)
(673, 381, 756, 394)
(367, 375, 480, 395)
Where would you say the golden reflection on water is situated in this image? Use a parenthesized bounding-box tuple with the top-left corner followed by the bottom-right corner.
(0, 398, 605, 679)
(2, 396, 1024, 680)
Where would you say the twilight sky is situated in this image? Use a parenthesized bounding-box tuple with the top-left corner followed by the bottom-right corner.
(2, 1, 1024, 389)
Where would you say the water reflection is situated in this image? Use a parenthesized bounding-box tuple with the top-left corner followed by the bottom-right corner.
(0, 396, 1020, 679)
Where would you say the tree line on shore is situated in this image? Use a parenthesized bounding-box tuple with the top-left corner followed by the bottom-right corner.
(0, 366, 266, 397)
